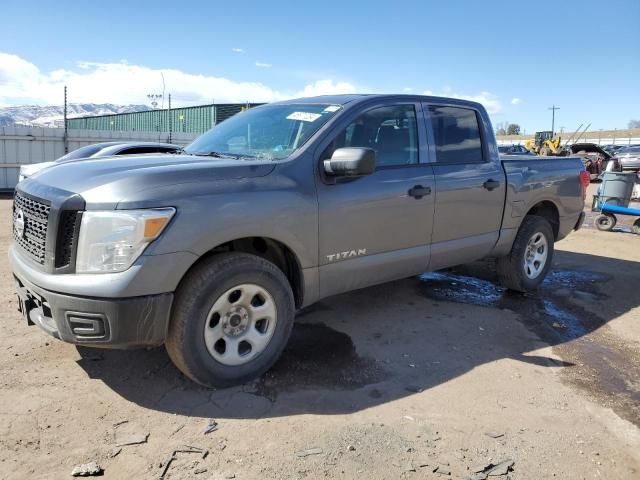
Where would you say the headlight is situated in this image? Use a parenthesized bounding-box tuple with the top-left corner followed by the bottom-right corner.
(75, 208, 175, 273)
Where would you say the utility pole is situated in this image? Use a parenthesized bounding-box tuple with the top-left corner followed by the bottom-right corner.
(168, 93, 172, 144)
(548, 105, 560, 136)
(63, 85, 69, 154)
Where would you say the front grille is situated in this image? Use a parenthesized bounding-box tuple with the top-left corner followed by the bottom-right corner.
(55, 210, 80, 268)
(13, 192, 51, 265)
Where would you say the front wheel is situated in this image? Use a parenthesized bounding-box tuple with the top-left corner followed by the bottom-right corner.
(497, 215, 555, 292)
(632, 218, 640, 235)
(166, 253, 295, 388)
(595, 213, 617, 232)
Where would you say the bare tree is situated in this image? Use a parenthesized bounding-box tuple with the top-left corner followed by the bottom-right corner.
(495, 121, 509, 135)
(507, 124, 521, 135)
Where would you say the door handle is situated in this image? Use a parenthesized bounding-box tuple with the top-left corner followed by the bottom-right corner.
(408, 185, 432, 199)
(483, 179, 501, 191)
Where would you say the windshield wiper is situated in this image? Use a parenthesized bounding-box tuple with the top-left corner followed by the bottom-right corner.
(188, 151, 236, 158)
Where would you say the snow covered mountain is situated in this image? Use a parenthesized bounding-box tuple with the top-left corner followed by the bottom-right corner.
(0, 103, 151, 127)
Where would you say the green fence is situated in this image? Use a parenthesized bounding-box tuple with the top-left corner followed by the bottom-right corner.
(67, 103, 264, 134)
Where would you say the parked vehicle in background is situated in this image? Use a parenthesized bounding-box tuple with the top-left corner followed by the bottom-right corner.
(498, 144, 535, 156)
(603, 144, 627, 156)
(611, 146, 640, 172)
(10, 94, 588, 387)
(569, 143, 611, 179)
(18, 142, 181, 181)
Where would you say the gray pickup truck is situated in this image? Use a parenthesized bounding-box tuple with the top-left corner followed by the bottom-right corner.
(11, 95, 588, 387)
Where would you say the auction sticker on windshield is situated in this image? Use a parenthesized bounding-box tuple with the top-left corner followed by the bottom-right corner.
(286, 112, 323, 122)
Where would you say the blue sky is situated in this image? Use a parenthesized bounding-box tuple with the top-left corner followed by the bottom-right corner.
(1, 0, 639, 132)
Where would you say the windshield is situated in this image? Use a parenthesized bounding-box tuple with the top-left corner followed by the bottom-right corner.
(184, 103, 342, 160)
(56, 144, 106, 161)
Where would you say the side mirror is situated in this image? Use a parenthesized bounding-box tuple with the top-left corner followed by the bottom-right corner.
(323, 147, 376, 178)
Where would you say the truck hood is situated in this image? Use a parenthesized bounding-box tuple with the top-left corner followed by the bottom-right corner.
(23, 153, 276, 206)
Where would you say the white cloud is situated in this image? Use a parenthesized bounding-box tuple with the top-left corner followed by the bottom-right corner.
(255, 62, 272, 68)
(455, 91, 502, 115)
(295, 79, 356, 97)
(0, 52, 505, 117)
(403, 87, 413, 92)
(0, 52, 357, 106)
(511, 97, 521, 105)
(231, 48, 244, 53)
(422, 88, 502, 114)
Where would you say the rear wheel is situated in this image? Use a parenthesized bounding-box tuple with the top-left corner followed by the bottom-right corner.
(497, 215, 554, 292)
(632, 219, 640, 235)
(595, 213, 617, 232)
(166, 253, 295, 388)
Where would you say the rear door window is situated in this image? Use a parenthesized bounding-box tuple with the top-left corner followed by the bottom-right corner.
(429, 106, 484, 164)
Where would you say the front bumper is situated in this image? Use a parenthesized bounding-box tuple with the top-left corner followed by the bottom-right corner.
(13, 269, 173, 348)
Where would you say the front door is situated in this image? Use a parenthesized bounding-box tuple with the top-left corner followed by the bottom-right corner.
(424, 103, 506, 270)
(316, 102, 435, 298)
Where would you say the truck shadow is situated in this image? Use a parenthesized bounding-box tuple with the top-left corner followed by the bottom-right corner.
(76, 249, 640, 423)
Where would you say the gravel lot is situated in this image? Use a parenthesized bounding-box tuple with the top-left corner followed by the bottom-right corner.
(1, 184, 639, 479)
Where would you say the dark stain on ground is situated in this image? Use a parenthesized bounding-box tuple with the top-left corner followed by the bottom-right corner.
(254, 323, 386, 399)
(418, 268, 609, 341)
(295, 302, 334, 319)
(418, 264, 640, 426)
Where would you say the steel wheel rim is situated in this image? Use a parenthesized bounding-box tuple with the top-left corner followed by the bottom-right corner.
(523, 232, 548, 279)
(203, 283, 277, 366)
(598, 216, 612, 227)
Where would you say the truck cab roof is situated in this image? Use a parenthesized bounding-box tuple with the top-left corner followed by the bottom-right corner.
(272, 94, 485, 111)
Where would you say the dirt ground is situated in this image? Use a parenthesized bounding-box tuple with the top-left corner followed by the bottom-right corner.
(1, 184, 639, 480)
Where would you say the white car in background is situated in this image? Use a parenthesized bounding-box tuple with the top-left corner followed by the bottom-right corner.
(18, 142, 181, 181)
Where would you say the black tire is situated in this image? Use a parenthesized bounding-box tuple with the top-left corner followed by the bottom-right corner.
(166, 253, 295, 388)
(632, 219, 640, 235)
(595, 213, 617, 232)
(497, 215, 555, 292)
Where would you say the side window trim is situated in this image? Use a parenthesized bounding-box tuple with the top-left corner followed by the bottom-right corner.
(422, 102, 488, 165)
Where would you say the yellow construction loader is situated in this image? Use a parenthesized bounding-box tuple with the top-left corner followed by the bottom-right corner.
(524, 131, 565, 156)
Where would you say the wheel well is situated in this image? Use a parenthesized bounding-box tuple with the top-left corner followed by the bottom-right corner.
(526, 201, 559, 239)
(198, 237, 303, 308)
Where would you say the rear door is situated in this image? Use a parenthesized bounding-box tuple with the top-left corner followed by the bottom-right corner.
(424, 103, 506, 270)
(316, 101, 435, 298)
